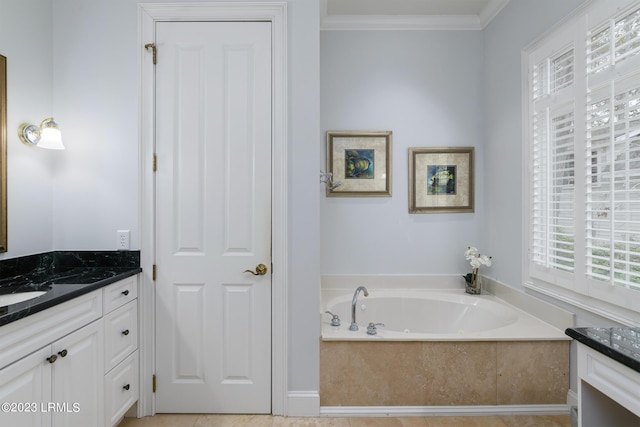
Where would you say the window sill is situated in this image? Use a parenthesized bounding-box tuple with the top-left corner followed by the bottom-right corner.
(523, 280, 640, 326)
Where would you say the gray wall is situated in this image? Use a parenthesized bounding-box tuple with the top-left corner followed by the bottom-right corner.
(0, 0, 55, 257)
(481, 0, 586, 290)
(321, 30, 484, 275)
(2, 0, 321, 400)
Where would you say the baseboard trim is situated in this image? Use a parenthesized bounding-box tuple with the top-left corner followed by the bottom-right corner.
(567, 389, 578, 407)
(320, 404, 571, 417)
(287, 391, 320, 417)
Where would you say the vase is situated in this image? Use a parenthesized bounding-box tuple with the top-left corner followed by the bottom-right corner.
(465, 268, 481, 294)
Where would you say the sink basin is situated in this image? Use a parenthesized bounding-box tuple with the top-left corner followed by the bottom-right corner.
(0, 291, 47, 307)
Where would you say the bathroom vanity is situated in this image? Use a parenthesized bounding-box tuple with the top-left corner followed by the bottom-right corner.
(0, 251, 141, 427)
(565, 327, 640, 427)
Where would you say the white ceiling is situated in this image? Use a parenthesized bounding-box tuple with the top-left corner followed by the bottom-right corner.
(321, 0, 511, 30)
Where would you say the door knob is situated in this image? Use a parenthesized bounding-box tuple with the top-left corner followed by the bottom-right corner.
(244, 263, 268, 276)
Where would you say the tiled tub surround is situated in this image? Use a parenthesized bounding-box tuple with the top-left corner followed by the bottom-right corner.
(0, 251, 141, 326)
(320, 276, 573, 413)
(321, 340, 570, 407)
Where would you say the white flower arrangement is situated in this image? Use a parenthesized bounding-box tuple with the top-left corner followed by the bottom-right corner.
(464, 246, 492, 270)
(463, 246, 492, 290)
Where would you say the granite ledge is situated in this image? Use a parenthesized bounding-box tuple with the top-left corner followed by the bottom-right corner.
(566, 327, 640, 374)
(0, 251, 141, 327)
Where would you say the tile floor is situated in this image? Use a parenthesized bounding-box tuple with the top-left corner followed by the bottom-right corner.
(117, 414, 572, 427)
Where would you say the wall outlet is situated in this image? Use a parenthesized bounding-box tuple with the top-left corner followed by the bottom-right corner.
(117, 230, 130, 250)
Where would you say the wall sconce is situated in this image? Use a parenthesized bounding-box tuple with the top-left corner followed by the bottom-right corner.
(320, 170, 341, 190)
(18, 118, 65, 150)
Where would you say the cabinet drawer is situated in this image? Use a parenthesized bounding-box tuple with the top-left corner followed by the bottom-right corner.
(104, 300, 138, 372)
(105, 350, 138, 427)
(103, 275, 137, 313)
(578, 344, 640, 417)
(0, 290, 102, 370)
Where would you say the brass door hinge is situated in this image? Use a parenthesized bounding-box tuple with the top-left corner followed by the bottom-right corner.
(145, 43, 157, 64)
(152, 374, 156, 393)
(153, 153, 157, 172)
(152, 264, 157, 281)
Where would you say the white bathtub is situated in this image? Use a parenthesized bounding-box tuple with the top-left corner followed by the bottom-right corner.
(321, 288, 569, 341)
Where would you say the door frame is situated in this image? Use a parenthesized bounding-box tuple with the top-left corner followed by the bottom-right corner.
(138, 2, 288, 416)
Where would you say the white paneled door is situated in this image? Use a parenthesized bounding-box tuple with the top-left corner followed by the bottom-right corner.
(154, 21, 272, 414)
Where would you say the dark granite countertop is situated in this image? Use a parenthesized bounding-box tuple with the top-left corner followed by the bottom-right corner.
(566, 327, 640, 373)
(0, 251, 141, 327)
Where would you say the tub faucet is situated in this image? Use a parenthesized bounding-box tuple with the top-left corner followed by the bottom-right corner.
(349, 286, 369, 331)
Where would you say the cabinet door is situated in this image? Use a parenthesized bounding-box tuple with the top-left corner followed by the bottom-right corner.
(104, 300, 137, 372)
(51, 320, 103, 427)
(104, 351, 138, 427)
(0, 346, 52, 427)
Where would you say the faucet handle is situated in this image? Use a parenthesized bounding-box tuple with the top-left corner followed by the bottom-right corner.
(366, 322, 385, 335)
(325, 311, 341, 327)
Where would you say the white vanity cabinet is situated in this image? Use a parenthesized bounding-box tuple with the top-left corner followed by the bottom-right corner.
(0, 274, 139, 427)
(577, 343, 640, 426)
(102, 275, 139, 427)
(0, 346, 52, 427)
(51, 319, 104, 427)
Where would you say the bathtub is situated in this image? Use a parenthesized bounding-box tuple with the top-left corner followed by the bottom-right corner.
(320, 278, 572, 412)
(321, 288, 568, 341)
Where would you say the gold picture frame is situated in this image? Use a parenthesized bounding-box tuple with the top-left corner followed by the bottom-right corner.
(0, 55, 6, 252)
(326, 131, 392, 197)
(408, 147, 474, 214)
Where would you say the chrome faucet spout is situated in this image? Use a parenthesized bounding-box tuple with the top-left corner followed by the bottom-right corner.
(349, 286, 369, 331)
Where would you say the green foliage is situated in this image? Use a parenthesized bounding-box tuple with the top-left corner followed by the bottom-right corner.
(462, 273, 473, 285)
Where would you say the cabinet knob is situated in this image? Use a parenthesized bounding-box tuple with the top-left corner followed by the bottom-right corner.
(123, 384, 130, 391)
(47, 354, 57, 364)
(122, 329, 130, 336)
(58, 349, 68, 358)
(121, 290, 129, 296)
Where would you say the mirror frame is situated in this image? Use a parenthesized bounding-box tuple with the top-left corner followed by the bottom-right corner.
(0, 54, 6, 252)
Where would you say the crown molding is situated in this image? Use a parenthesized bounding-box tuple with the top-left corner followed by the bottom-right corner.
(320, 0, 511, 31)
(321, 14, 483, 31)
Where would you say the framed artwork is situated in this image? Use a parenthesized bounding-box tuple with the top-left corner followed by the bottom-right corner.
(326, 131, 392, 197)
(408, 147, 474, 213)
(0, 55, 6, 251)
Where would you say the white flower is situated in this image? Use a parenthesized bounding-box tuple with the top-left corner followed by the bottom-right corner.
(464, 245, 492, 270)
(464, 246, 478, 260)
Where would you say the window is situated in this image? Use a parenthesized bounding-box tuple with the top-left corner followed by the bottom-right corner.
(525, 0, 640, 317)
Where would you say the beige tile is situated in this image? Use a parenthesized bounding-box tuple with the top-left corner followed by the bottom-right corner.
(496, 341, 569, 405)
(194, 414, 273, 427)
(500, 415, 571, 427)
(422, 342, 497, 406)
(423, 416, 508, 427)
(348, 417, 405, 427)
(119, 415, 571, 427)
(396, 417, 431, 427)
(320, 341, 351, 406)
(272, 416, 350, 427)
(118, 414, 200, 427)
(348, 342, 425, 406)
(427, 416, 507, 427)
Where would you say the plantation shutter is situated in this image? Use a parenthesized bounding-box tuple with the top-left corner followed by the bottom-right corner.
(530, 49, 576, 275)
(585, 76, 640, 290)
(587, 7, 640, 76)
(585, 5, 640, 291)
(526, 0, 640, 313)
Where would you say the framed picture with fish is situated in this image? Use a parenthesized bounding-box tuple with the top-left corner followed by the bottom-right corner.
(408, 147, 474, 213)
(326, 131, 392, 197)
